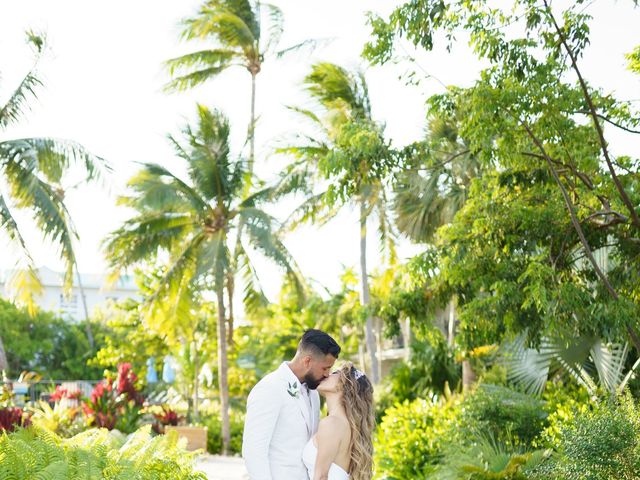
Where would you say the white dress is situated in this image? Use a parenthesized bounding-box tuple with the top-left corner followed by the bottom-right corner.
(302, 438, 350, 480)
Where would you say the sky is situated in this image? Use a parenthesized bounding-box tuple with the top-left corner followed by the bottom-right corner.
(0, 0, 638, 301)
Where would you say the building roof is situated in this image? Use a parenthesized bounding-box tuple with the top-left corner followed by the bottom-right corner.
(0, 266, 137, 292)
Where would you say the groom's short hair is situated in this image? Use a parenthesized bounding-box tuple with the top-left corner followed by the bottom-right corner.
(299, 329, 341, 358)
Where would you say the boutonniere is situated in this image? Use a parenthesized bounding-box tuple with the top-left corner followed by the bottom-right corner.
(287, 381, 300, 399)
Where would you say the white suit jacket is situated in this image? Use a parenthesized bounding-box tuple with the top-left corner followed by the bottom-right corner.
(243, 362, 320, 480)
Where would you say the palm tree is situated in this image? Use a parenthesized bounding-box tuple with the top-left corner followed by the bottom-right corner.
(392, 116, 484, 389)
(392, 116, 483, 244)
(0, 31, 106, 371)
(165, 0, 311, 171)
(278, 63, 397, 384)
(103, 105, 299, 453)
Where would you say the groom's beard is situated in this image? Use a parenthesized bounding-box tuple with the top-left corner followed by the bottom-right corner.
(303, 373, 323, 390)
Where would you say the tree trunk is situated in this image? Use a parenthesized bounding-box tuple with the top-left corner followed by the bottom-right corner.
(358, 342, 366, 372)
(248, 72, 257, 173)
(193, 347, 200, 422)
(359, 199, 380, 384)
(216, 286, 231, 454)
(226, 273, 235, 347)
(402, 317, 411, 362)
(75, 265, 94, 350)
(447, 298, 456, 347)
(375, 316, 384, 379)
(0, 335, 8, 373)
(462, 360, 477, 392)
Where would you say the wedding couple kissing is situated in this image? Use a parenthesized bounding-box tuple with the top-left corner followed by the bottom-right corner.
(242, 329, 374, 480)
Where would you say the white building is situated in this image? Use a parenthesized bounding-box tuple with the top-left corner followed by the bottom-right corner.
(0, 266, 138, 320)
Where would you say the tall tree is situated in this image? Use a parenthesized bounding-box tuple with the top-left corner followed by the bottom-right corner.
(278, 63, 397, 383)
(165, 0, 310, 172)
(364, 0, 640, 351)
(103, 105, 299, 453)
(0, 31, 106, 371)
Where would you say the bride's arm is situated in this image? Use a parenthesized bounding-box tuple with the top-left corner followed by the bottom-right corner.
(313, 417, 347, 480)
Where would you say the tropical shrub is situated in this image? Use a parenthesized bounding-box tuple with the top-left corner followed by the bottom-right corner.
(0, 406, 30, 432)
(0, 298, 107, 379)
(0, 425, 207, 479)
(374, 396, 461, 479)
(29, 401, 84, 437)
(151, 405, 181, 434)
(460, 385, 548, 447)
(203, 406, 245, 455)
(534, 395, 640, 480)
(83, 363, 145, 433)
(434, 436, 550, 480)
(376, 335, 460, 418)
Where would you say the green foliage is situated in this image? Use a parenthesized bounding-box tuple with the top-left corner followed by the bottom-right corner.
(0, 425, 206, 479)
(237, 274, 361, 381)
(89, 296, 168, 380)
(0, 298, 106, 379)
(534, 395, 640, 480)
(29, 401, 85, 438)
(374, 397, 461, 479)
(363, 0, 640, 354)
(202, 407, 244, 455)
(627, 46, 640, 74)
(376, 334, 460, 418)
(435, 436, 550, 480)
(460, 385, 549, 448)
(0, 31, 107, 308)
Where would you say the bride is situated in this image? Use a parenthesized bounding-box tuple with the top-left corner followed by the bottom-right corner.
(302, 362, 375, 480)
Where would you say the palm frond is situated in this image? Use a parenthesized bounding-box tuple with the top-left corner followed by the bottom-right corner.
(144, 233, 207, 325)
(500, 332, 632, 396)
(5, 267, 43, 316)
(283, 192, 338, 231)
(0, 193, 31, 257)
(164, 49, 239, 92)
(274, 38, 332, 59)
(183, 10, 257, 52)
(0, 71, 42, 129)
(590, 339, 628, 394)
(284, 105, 322, 126)
(128, 163, 210, 215)
(0, 138, 109, 187)
(103, 212, 195, 276)
(304, 62, 371, 120)
(261, 3, 284, 53)
(164, 65, 234, 91)
(239, 207, 303, 291)
(237, 245, 269, 314)
(3, 159, 79, 290)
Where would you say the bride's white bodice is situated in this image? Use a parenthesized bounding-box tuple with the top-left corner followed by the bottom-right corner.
(302, 438, 350, 480)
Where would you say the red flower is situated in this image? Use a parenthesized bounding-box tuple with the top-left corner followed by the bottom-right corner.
(0, 407, 31, 432)
(50, 385, 68, 402)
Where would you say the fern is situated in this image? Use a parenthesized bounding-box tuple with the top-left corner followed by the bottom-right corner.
(0, 426, 207, 479)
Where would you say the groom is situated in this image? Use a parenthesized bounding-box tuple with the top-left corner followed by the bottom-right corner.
(242, 329, 341, 480)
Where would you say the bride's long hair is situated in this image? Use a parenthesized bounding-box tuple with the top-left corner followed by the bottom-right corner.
(338, 362, 375, 480)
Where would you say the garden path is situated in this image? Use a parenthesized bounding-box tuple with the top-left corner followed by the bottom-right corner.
(196, 454, 249, 480)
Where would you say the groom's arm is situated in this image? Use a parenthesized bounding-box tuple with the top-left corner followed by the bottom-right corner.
(242, 383, 280, 480)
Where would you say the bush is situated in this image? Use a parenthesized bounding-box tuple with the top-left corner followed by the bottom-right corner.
(376, 335, 460, 419)
(374, 397, 461, 479)
(0, 425, 206, 479)
(82, 363, 145, 433)
(535, 395, 640, 480)
(434, 436, 550, 480)
(460, 385, 548, 447)
(202, 407, 245, 455)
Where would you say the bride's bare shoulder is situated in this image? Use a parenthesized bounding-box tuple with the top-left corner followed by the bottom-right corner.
(318, 415, 350, 435)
